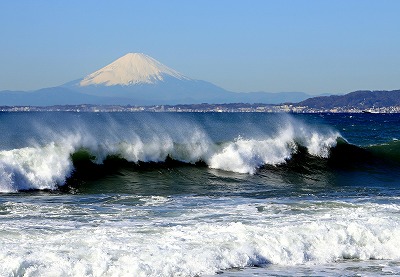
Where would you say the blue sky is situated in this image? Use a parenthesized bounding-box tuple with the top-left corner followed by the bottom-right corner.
(0, 0, 399, 94)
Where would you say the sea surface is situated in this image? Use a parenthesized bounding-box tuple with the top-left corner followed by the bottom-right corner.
(1, 112, 400, 276)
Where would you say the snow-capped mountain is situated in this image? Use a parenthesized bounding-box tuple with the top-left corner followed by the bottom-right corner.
(65, 52, 235, 104)
(0, 53, 312, 105)
(79, 53, 190, 87)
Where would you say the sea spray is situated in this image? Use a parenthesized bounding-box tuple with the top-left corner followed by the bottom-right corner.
(208, 123, 339, 174)
(0, 113, 342, 191)
(0, 141, 76, 192)
(1, 113, 400, 277)
(208, 135, 296, 174)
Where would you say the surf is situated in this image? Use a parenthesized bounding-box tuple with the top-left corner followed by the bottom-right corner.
(0, 115, 337, 192)
(2, 112, 400, 277)
(1, 112, 399, 193)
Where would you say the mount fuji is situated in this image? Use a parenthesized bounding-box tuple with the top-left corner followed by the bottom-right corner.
(0, 53, 311, 106)
(63, 53, 236, 104)
(79, 53, 190, 86)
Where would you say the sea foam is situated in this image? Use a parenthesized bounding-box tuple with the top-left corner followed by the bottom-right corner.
(0, 114, 340, 192)
(1, 197, 400, 276)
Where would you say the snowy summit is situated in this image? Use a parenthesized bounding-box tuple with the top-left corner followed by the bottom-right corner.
(79, 53, 189, 87)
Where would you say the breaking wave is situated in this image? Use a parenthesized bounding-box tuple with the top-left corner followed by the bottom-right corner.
(3, 112, 399, 193)
(0, 113, 342, 192)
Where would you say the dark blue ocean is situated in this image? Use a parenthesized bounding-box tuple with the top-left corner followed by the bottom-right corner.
(1, 112, 400, 276)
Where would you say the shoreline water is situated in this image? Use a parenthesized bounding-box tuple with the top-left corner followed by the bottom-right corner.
(0, 112, 399, 276)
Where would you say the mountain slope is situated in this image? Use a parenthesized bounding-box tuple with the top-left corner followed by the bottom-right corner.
(63, 53, 235, 104)
(1, 53, 312, 106)
(299, 90, 400, 109)
(79, 53, 189, 86)
(64, 53, 311, 105)
(0, 88, 108, 106)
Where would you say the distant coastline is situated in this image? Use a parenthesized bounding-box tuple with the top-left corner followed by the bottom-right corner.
(1, 103, 399, 113)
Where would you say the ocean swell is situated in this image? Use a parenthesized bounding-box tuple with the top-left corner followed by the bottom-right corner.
(0, 115, 341, 192)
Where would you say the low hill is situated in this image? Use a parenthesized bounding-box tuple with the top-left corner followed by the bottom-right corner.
(299, 90, 400, 109)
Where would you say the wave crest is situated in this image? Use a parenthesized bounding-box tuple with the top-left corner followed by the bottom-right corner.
(0, 116, 341, 192)
(209, 125, 339, 174)
(0, 141, 75, 192)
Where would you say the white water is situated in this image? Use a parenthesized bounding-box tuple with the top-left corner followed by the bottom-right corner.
(208, 124, 337, 174)
(1, 113, 399, 277)
(1, 196, 400, 276)
(0, 118, 339, 192)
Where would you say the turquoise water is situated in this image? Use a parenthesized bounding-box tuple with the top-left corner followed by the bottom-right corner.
(0, 112, 399, 276)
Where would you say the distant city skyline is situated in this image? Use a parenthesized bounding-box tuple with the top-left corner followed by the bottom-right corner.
(0, 0, 399, 95)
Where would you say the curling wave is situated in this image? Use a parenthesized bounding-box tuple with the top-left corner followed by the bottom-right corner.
(0, 118, 341, 192)
(4, 112, 399, 193)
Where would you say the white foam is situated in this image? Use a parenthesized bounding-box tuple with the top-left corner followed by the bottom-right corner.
(295, 124, 339, 158)
(0, 116, 341, 191)
(208, 123, 339, 174)
(0, 141, 75, 192)
(208, 135, 295, 174)
(1, 198, 400, 276)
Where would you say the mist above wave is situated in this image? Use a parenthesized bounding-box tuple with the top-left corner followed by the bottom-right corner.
(0, 113, 340, 192)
